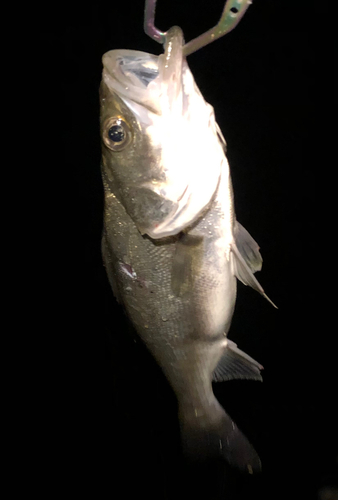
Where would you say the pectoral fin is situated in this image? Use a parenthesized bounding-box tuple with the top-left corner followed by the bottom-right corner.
(171, 233, 204, 297)
(213, 340, 263, 382)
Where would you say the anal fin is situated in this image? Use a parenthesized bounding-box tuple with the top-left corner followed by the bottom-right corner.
(213, 339, 263, 382)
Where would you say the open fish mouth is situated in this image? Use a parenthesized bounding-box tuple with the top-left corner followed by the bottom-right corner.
(102, 26, 184, 115)
(102, 50, 162, 114)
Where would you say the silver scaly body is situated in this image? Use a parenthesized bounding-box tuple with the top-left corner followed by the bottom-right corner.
(100, 27, 275, 472)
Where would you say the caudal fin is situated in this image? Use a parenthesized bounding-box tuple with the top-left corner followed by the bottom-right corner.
(178, 398, 261, 474)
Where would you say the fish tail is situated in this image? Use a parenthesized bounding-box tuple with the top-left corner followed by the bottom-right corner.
(178, 398, 261, 473)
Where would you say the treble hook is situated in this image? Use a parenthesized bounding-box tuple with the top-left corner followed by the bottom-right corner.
(144, 0, 252, 56)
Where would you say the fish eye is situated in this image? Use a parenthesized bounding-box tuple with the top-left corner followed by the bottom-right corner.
(103, 117, 132, 151)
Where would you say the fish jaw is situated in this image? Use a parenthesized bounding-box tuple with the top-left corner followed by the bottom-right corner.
(101, 29, 225, 238)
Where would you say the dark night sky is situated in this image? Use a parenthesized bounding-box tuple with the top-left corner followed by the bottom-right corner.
(39, 1, 335, 498)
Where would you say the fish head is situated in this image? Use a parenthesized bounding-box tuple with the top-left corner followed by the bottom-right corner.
(100, 27, 226, 238)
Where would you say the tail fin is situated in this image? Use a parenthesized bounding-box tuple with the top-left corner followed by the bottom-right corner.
(178, 398, 261, 474)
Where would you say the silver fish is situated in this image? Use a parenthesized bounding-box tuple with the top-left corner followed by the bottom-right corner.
(100, 23, 275, 473)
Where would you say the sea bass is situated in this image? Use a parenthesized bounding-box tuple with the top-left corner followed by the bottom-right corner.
(100, 26, 274, 473)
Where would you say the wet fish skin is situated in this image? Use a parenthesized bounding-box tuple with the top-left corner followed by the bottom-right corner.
(101, 152, 260, 471)
(100, 28, 272, 472)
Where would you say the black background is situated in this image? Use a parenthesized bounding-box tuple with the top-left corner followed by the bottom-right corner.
(40, 1, 336, 498)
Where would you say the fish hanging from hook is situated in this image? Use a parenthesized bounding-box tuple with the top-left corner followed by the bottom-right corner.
(100, 0, 277, 474)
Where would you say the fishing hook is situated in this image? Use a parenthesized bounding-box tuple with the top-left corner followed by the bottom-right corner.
(144, 0, 252, 56)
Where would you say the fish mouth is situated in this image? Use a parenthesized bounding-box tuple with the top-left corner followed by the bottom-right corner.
(102, 49, 161, 113)
(102, 27, 184, 115)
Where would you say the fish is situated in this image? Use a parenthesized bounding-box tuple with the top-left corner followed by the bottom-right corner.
(100, 25, 275, 473)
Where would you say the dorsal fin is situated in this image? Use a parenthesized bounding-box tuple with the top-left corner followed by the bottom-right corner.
(234, 221, 262, 273)
(231, 221, 277, 308)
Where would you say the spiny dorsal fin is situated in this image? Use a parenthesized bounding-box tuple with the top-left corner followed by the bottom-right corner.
(234, 221, 262, 273)
(231, 222, 277, 308)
